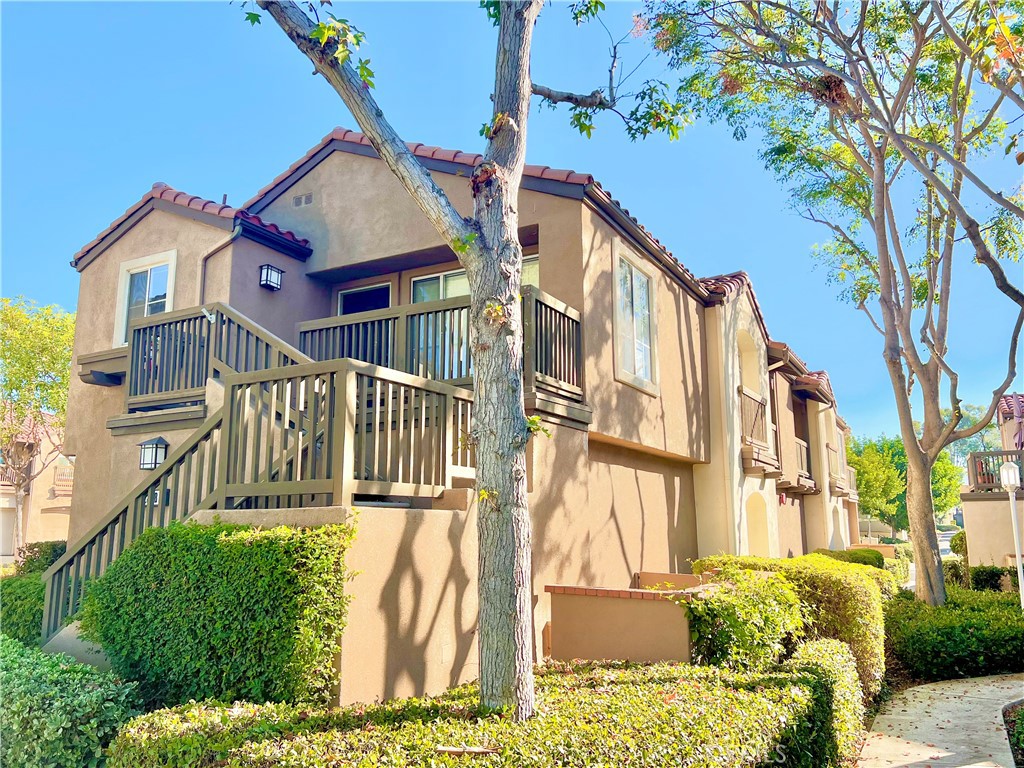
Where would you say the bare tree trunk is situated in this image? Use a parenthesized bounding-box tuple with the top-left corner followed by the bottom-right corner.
(905, 449, 946, 606)
(12, 486, 26, 556)
(468, 1, 541, 720)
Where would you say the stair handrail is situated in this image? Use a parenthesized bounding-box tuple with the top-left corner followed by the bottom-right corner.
(40, 407, 225, 641)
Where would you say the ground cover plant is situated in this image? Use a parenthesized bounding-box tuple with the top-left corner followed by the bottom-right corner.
(885, 586, 1024, 681)
(79, 522, 354, 708)
(1, 635, 141, 768)
(109, 655, 861, 768)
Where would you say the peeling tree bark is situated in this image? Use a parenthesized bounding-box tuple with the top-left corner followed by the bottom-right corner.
(258, 0, 542, 719)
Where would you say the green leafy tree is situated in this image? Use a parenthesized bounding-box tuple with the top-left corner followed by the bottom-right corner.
(644, 1, 1024, 606)
(0, 298, 75, 554)
(245, 0, 687, 718)
(850, 437, 963, 533)
(846, 439, 903, 530)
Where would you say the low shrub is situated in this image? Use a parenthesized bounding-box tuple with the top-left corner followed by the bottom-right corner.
(784, 639, 864, 765)
(885, 585, 1024, 681)
(693, 553, 890, 699)
(0, 634, 141, 768)
(892, 542, 914, 562)
(15, 540, 67, 575)
(943, 556, 967, 587)
(949, 531, 967, 558)
(109, 660, 859, 768)
(883, 556, 909, 586)
(80, 522, 355, 708)
(970, 565, 1019, 592)
(936, 524, 960, 533)
(678, 567, 804, 670)
(814, 547, 885, 569)
(1, 573, 45, 646)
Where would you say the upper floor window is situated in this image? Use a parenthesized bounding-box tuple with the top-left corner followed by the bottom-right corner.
(614, 248, 657, 393)
(114, 251, 175, 346)
(338, 283, 391, 316)
(410, 257, 539, 303)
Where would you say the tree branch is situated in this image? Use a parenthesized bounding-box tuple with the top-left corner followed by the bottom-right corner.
(530, 83, 611, 109)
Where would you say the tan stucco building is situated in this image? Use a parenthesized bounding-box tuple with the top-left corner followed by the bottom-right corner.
(1, 423, 72, 564)
(961, 393, 1024, 568)
(48, 128, 859, 701)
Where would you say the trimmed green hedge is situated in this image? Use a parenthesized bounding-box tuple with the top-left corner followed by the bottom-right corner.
(970, 565, 1020, 591)
(108, 658, 861, 768)
(694, 553, 890, 699)
(883, 556, 909, 586)
(15, 540, 67, 575)
(678, 567, 804, 670)
(0, 634, 141, 768)
(784, 640, 864, 765)
(814, 547, 885, 569)
(886, 586, 1024, 680)
(1, 574, 45, 646)
(79, 522, 355, 708)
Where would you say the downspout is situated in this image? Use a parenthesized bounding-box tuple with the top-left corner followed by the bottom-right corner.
(197, 222, 242, 306)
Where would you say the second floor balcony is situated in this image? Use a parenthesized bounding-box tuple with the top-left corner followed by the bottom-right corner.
(967, 450, 1023, 492)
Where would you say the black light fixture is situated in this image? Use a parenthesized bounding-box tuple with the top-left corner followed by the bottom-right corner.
(259, 263, 284, 291)
(138, 436, 169, 470)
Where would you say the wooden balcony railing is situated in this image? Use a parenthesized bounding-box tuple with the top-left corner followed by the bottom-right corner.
(298, 285, 584, 402)
(53, 466, 74, 496)
(968, 450, 1024, 491)
(795, 437, 811, 476)
(827, 444, 842, 479)
(0, 465, 15, 487)
(740, 389, 768, 445)
(41, 358, 475, 643)
(127, 303, 310, 410)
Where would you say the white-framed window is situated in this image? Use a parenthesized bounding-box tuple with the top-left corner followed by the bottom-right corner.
(113, 250, 176, 346)
(410, 257, 539, 303)
(613, 246, 657, 393)
(337, 283, 391, 316)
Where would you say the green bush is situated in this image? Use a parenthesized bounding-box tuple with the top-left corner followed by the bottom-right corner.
(886, 586, 1024, 681)
(892, 542, 914, 562)
(943, 556, 967, 587)
(79, 522, 355, 708)
(693, 553, 889, 699)
(1, 574, 45, 646)
(0, 634, 141, 768)
(936, 524, 960, 532)
(949, 531, 967, 558)
(784, 640, 864, 765)
(883, 557, 909, 586)
(677, 567, 804, 670)
(814, 547, 885, 569)
(15, 540, 67, 575)
(970, 565, 1019, 591)
(108, 660, 859, 768)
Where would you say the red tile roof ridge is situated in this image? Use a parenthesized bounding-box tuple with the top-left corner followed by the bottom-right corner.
(999, 393, 1024, 418)
(73, 182, 309, 266)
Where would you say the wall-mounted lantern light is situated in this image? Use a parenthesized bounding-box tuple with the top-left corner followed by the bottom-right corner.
(138, 436, 169, 471)
(259, 264, 284, 291)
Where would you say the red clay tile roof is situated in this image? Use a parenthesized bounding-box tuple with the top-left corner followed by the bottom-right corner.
(999, 393, 1024, 418)
(242, 127, 708, 297)
(795, 370, 836, 403)
(72, 183, 309, 267)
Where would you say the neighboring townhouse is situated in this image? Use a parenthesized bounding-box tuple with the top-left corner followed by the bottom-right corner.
(961, 393, 1024, 567)
(47, 127, 858, 702)
(1, 416, 72, 563)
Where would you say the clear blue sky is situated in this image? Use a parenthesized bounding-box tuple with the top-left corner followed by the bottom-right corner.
(2, 1, 1022, 438)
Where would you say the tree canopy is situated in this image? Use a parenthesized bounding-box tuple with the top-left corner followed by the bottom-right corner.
(849, 436, 963, 532)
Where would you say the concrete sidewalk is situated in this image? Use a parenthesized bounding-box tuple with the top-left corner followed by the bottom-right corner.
(858, 673, 1024, 767)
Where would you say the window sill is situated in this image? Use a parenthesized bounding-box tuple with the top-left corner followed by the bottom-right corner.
(614, 370, 660, 398)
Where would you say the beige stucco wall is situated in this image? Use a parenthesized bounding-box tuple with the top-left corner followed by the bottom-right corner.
(962, 493, 1024, 566)
(693, 290, 782, 559)
(547, 591, 690, 664)
(777, 494, 805, 558)
(1000, 411, 1022, 451)
(0, 427, 71, 559)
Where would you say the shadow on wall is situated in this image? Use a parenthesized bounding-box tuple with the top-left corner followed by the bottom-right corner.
(828, 505, 844, 551)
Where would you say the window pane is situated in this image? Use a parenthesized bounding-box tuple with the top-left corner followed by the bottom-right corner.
(128, 271, 149, 311)
(147, 300, 166, 316)
(444, 271, 470, 299)
(148, 265, 169, 304)
(522, 258, 539, 287)
(617, 259, 636, 375)
(339, 285, 390, 315)
(633, 271, 652, 382)
(412, 277, 440, 303)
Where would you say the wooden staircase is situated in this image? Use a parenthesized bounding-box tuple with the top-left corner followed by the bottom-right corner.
(41, 305, 475, 643)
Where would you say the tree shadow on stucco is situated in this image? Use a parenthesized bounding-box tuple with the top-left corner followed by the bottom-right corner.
(373, 507, 475, 701)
